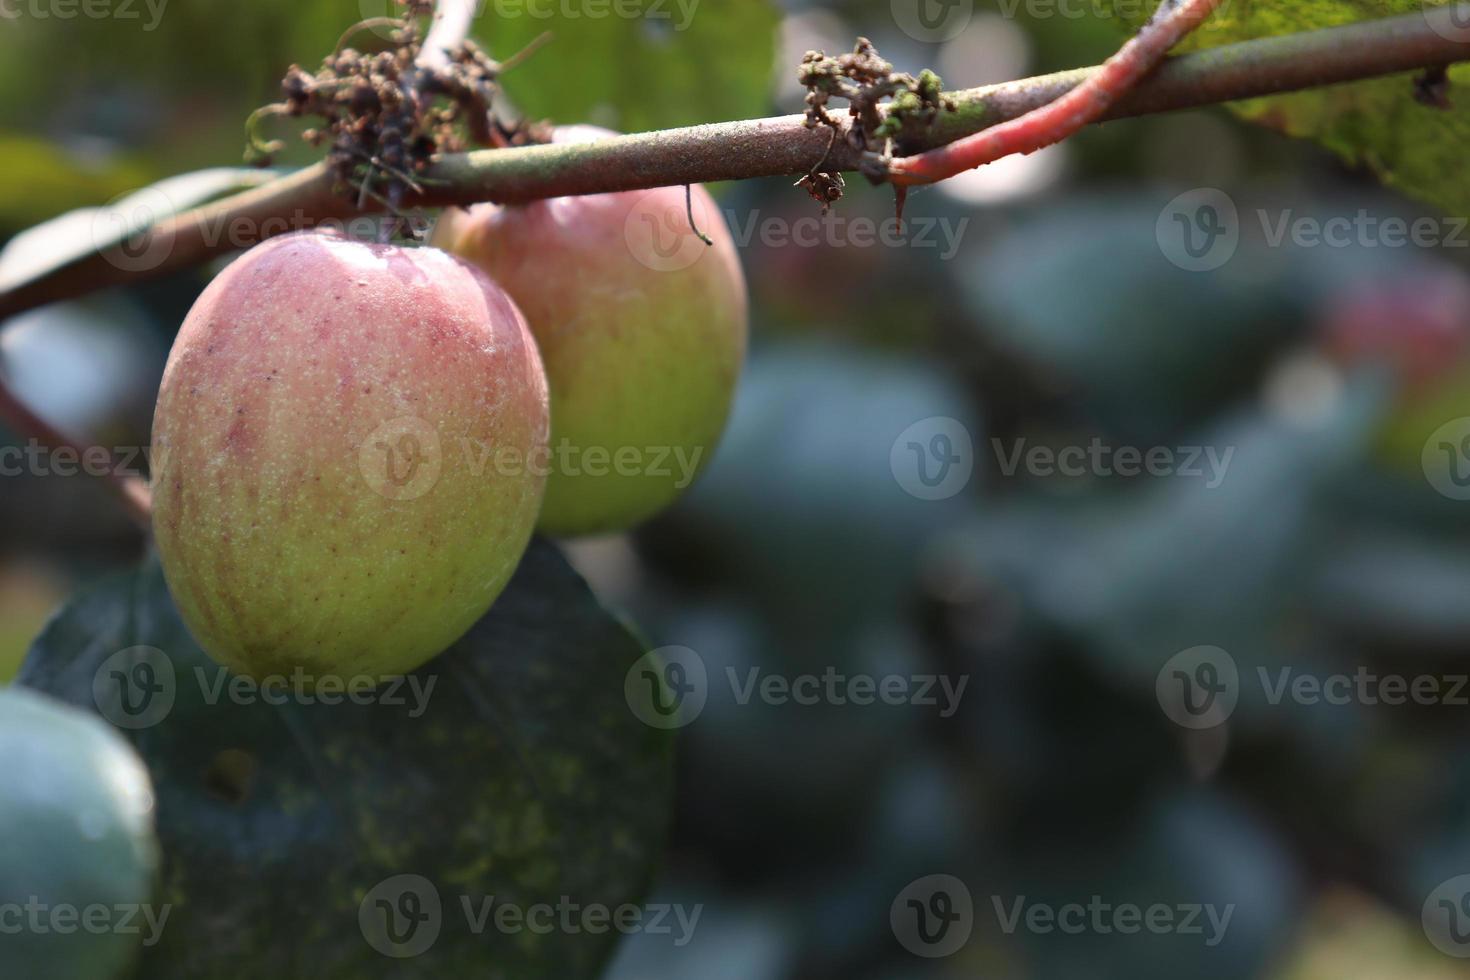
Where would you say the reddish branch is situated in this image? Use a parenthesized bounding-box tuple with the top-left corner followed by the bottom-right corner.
(890, 0, 1229, 185)
(0, 379, 152, 528)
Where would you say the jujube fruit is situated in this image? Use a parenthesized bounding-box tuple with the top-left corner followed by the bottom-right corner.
(150, 231, 549, 682)
(434, 126, 748, 536)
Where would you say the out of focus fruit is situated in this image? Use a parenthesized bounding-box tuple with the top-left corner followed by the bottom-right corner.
(435, 126, 747, 536)
(0, 687, 160, 980)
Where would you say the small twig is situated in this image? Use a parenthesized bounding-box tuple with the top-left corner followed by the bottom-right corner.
(684, 185, 713, 247)
(244, 103, 292, 162)
(334, 17, 406, 55)
(889, 0, 1228, 185)
(500, 31, 554, 73)
(346, 146, 426, 194)
(417, 0, 473, 70)
(0, 374, 152, 528)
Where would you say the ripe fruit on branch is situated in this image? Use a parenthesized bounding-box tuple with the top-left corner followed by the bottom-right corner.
(150, 231, 549, 682)
(434, 126, 748, 536)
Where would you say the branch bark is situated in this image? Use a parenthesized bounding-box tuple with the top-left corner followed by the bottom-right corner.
(890, 0, 1230, 184)
(0, 378, 153, 528)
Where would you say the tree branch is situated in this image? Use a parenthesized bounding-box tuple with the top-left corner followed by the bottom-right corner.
(417, 0, 477, 71)
(890, 0, 1229, 184)
(3, 6, 1469, 325)
(0, 378, 153, 528)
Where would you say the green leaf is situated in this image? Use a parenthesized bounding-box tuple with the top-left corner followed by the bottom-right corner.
(1100, 1, 1470, 216)
(17, 539, 672, 979)
(483, 1, 780, 133)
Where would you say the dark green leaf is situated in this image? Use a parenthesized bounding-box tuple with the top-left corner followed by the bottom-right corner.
(18, 539, 672, 979)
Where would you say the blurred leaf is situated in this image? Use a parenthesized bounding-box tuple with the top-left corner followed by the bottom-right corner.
(1310, 531, 1470, 643)
(961, 193, 1307, 441)
(485, 0, 780, 132)
(0, 168, 280, 298)
(0, 565, 65, 685)
(18, 539, 672, 979)
(1003, 789, 1302, 980)
(960, 370, 1387, 704)
(1271, 889, 1470, 980)
(674, 341, 977, 641)
(1101, 1, 1470, 216)
(0, 134, 151, 235)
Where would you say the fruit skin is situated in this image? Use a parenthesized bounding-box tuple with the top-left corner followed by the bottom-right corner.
(0, 687, 160, 980)
(434, 127, 747, 536)
(151, 231, 549, 681)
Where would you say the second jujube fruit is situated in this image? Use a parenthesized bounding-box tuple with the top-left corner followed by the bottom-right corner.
(434, 126, 748, 536)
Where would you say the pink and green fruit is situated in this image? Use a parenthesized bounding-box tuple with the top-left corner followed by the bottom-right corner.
(434, 126, 748, 536)
(150, 231, 549, 682)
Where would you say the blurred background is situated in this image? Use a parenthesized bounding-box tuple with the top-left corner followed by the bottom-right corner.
(5, 1, 1470, 977)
